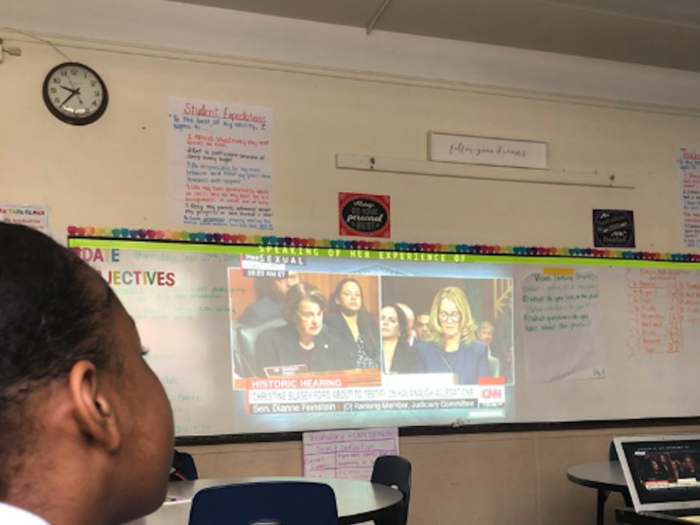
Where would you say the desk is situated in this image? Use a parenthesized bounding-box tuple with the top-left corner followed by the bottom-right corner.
(127, 477, 404, 525)
(567, 461, 632, 525)
(616, 508, 688, 525)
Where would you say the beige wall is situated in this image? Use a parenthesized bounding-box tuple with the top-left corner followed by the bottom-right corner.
(2, 35, 700, 250)
(3, 31, 700, 525)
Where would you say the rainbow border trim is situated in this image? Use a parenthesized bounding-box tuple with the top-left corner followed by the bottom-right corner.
(67, 226, 700, 262)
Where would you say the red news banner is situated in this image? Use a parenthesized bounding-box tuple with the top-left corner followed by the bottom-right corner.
(236, 371, 505, 414)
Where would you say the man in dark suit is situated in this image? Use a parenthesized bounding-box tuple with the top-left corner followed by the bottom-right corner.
(238, 272, 300, 325)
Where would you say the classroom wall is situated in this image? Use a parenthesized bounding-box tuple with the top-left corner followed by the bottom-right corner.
(182, 425, 700, 525)
(3, 0, 700, 109)
(3, 18, 700, 525)
(2, 34, 700, 249)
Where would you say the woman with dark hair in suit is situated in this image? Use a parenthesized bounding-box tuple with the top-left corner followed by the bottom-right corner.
(380, 303, 419, 374)
(658, 453, 677, 481)
(326, 277, 380, 370)
(255, 283, 352, 375)
(679, 455, 700, 481)
(641, 458, 671, 482)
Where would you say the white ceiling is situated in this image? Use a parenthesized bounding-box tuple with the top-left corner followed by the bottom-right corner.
(167, 0, 700, 72)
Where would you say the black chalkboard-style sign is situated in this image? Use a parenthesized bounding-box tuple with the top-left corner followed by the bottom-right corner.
(338, 192, 391, 238)
(593, 209, 635, 247)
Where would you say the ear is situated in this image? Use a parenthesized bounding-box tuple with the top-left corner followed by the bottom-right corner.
(69, 361, 121, 452)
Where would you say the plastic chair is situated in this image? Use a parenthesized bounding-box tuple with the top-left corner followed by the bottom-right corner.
(371, 455, 412, 525)
(170, 450, 198, 481)
(236, 317, 287, 377)
(188, 481, 338, 525)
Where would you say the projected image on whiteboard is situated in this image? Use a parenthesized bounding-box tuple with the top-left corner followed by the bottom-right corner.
(227, 263, 512, 421)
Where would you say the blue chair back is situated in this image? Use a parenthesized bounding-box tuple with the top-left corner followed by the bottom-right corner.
(171, 450, 198, 481)
(188, 481, 338, 525)
(371, 455, 411, 525)
(609, 441, 619, 461)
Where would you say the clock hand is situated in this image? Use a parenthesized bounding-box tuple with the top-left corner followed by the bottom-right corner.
(60, 86, 78, 94)
(64, 75, 85, 105)
(66, 73, 78, 90)
(60, 91, 77, 106)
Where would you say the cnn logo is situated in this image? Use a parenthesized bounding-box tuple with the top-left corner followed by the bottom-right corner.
(482, 388, 503, 399)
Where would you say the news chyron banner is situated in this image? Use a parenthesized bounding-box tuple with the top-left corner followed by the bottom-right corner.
(244, 379, 506, 419)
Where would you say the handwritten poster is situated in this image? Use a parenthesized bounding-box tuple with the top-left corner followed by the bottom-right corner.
(678, 147, 700, 247)
(303, 427, 399, 480)
(625, 268, 700, 357)
(168, 97, 273, 230)
(0, 203, 50, 235)
(520, 270, 605, 382)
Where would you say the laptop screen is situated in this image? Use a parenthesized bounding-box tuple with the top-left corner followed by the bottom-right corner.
(616, 436, 700, 511)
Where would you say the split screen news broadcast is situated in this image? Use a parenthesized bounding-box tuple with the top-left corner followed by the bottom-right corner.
(229, 250, 514, 427)
(69, 239, 516, 435)
(618, 437, 700, 505)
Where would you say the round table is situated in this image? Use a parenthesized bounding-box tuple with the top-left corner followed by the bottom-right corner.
(128, 476, 404, 525)
(567, 461, 632, 525)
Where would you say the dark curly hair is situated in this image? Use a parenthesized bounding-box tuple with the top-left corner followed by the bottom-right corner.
(328, 277, 380, 357)
(0, 223, 118, 495)
(383, 303, 410, 342)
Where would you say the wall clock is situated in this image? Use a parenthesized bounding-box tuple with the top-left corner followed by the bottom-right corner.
(42, 62, 109, 125)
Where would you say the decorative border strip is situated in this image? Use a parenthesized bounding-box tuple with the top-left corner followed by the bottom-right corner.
(67, 226, 700, 262)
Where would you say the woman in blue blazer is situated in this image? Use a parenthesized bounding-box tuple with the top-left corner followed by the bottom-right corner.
(416, 286, 491, 385)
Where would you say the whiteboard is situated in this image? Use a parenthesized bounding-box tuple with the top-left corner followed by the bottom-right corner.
(68, 237, 700, 437)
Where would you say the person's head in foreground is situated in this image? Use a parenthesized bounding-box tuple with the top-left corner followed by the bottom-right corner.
(0, 223, 174, 525)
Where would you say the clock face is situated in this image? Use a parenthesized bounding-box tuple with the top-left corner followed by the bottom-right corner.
(43, 62, 109, 125)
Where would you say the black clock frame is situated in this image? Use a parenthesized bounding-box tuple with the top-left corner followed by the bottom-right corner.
(42, 62, 109, 126)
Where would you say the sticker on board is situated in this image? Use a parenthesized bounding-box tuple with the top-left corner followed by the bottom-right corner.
(338, 193, 390, 238)
(592, 209, 635, 248)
